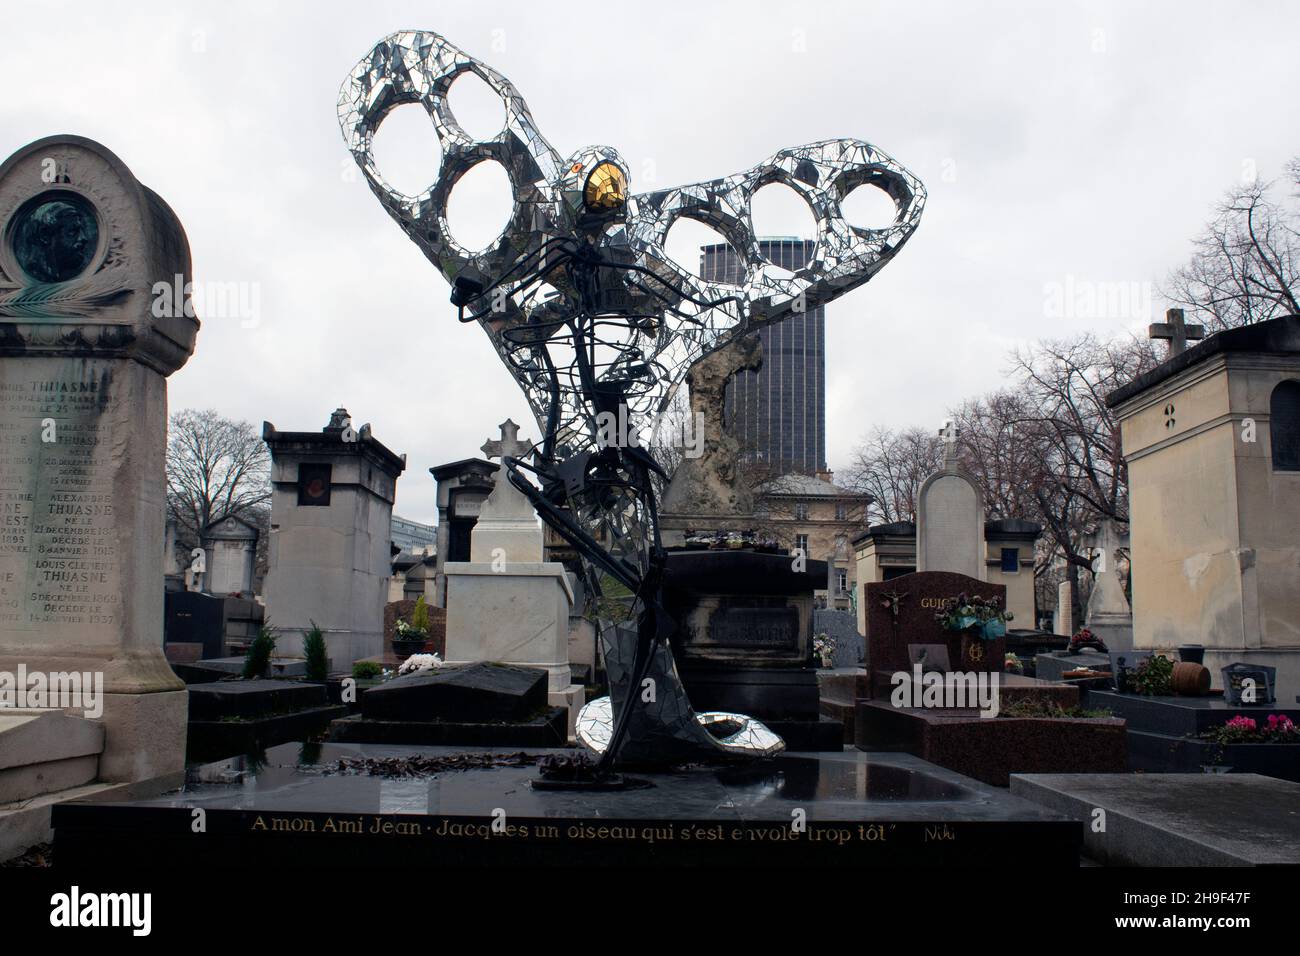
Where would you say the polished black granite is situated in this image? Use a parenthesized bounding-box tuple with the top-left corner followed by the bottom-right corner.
(1083, 690, 1300, 735)
(53, 743, 1080, 866)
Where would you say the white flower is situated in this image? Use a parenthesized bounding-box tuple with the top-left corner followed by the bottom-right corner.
(397, 653, 443, 676)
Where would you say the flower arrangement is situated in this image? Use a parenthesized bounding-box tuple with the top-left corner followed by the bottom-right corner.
(1069, 627, 1108, 654)
(397, 652, 443, 676)
(934, 593, 1012, 641)
(1201, 713, 1300, 745)
(1004, 652, 1024, 674)
(813, 632, 836, 668)
(396, 595, 432, 641)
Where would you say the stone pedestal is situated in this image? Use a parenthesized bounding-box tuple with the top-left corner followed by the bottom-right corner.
(0, 136, 196, 857)
(261, 409, 405, 668)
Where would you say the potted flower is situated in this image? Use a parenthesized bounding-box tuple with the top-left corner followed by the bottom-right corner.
(935, 592, 1013, 669)
(1199, 713, 1300, 774)
(392, 595, 431, 658)
(1131, 653, 1174, 696)
(813, 632, 836, 669)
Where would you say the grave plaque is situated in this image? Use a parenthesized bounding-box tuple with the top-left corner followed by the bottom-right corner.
(688, 599, 802, 660)
(0, 135, 199, 785)
(864, 571, 1007, 682)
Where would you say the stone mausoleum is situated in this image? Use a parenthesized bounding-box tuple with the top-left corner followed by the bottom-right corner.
(1107, 315, 1300, 689)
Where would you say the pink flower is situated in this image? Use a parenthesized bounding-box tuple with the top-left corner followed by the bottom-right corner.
(1227, 716, 1256, 731)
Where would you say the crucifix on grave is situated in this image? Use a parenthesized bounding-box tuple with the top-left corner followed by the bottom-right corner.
(1148, 308, 1205, 357)
(471, 418, 544, 563)
(939, 419, 960, 468)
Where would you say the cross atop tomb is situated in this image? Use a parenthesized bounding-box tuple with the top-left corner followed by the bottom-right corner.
(481, 418, 532, 462)
(939, 420, 960, 468)
(1148, 308, 1205, 357)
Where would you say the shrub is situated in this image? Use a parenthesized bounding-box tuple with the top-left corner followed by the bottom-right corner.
(303, 621, 328, 681)
(352, 660, 383, 680)
(242, 624, 277, 679)
(1133, 654, 1174, 696)
(410, 595, 430, 633)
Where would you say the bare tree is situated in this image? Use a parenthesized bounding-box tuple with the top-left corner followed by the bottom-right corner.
(166, 408, 271, 557)
(1004, 332, 1160, 630)
(1165, 160, 1300, 331)
(843, 425, 942, 525)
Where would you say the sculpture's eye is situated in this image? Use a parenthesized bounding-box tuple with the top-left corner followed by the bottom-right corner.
(583, 162, 626, 212)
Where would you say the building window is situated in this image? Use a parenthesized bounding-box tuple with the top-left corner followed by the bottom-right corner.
(835, 502, 848, 520)
(1271, 380, 1300, 471)
(794, 502, 809, 520)
(795, 533, 809, 556)
(836, 568, 847, 592)
(1000, 548, 1020, 573)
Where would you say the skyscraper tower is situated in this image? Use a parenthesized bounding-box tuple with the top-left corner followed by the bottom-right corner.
(700, 238, 827, 474)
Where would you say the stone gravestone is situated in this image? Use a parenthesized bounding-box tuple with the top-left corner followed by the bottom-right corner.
(262, 408, 406, 668)
(813, 606, 864, 668)
(0, 136, 196, 853)
(443, 420, 583, 736)
(864, 571, 1007, 690)
(201, 514, 258, 596)
(1053, 579, 1073, 637)
(916, 423, 986, 579)
(1083, 518, 1133, 651)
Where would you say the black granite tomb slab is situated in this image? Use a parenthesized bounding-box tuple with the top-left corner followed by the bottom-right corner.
(1034, 651, 1112, 684)
(677, 666, 821, 719)
(188, 679, 329, 721)
(51, 743, 1081, 867)
(171, 662, 238, 685)
(1125, 731, 1300, 781)
(361, 662, 546, 722)
(187, 706, 349, 764)
(328, 708, 567, 747)
(1083, 690, 1300, 736)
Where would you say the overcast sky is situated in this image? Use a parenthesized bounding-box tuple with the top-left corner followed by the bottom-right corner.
(3, 1, 1296, 524)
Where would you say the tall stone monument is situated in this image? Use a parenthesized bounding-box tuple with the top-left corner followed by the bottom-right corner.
(1053, 579, 1074, 637)
(443, 420, 583, 735)
(262, 408, 405, 667)
(916, 422, 986, 579)
(1083, 518, 1133, 650)
(0, 135, 196, 855)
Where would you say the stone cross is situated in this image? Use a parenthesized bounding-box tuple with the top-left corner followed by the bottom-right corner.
(1148, 308, 1205, 357)
(939, 420, 959, 468)
(471, 418, 543, 563)
(481, 418, 532, 463)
